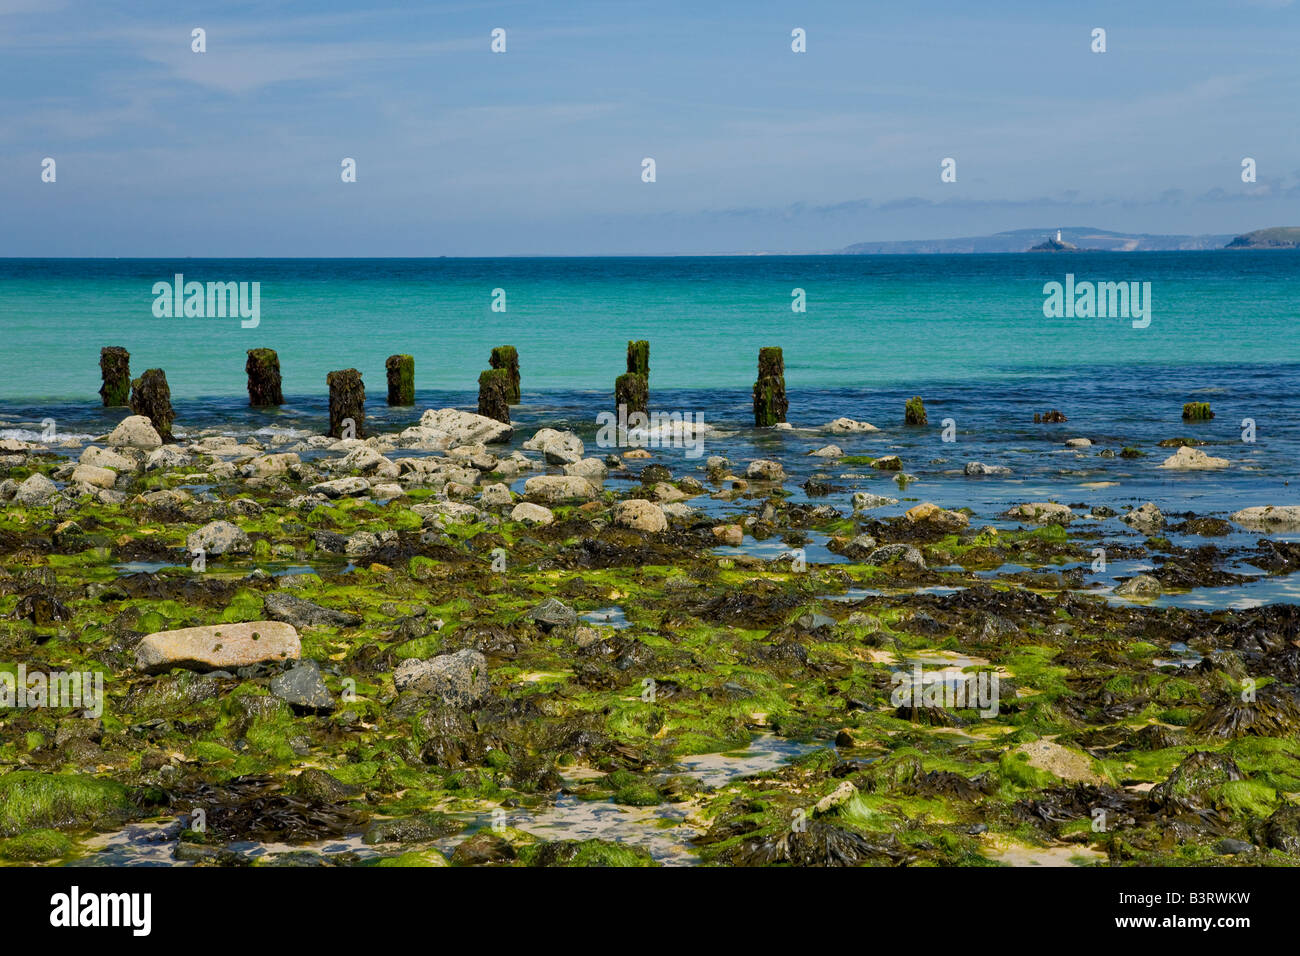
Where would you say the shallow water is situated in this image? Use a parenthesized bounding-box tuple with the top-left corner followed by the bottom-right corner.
(70, 734, 826, 867)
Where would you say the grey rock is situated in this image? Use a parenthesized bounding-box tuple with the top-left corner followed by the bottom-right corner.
(1123, 501, 1165, 535)
(14, 473, 57, 505)
(186, 520, 251, 555)
(1115, 574, 1162, 599)
(1215, 839, 1253, 856)
(393, 649, 490, 708)
(265, 591, 362, 628)
(851, 492, 898, 511)
(525, 597, 577, 630)
(842, 534, 878, 559)
(866, 544, 926, 569)
(270, 660, 336, 712)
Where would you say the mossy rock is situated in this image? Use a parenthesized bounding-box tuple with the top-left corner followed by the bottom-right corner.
(0, 771, 130, 836)
(520, 838, 659, 867)
(0, 828, 74, 861)
(1182, 402, 1214, 421)
(372, 849, 451, 867)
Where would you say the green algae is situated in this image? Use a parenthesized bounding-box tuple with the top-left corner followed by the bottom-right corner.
(0, 772, 130, 836)
(0, 828, 75, 861)
(372, 849, 451, 867)
(3, 425, 1297, 870)
(519, 838, 658, 867)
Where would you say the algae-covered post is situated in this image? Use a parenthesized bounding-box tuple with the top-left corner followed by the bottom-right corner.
(245, 348, 284, 407)
(386, 354, 415, 406)
(99, 346, 131, 407)
(478, 369, 511, 424)
(627, 340, 650, 379)
(1183, 401, 1214, 421)
(615, 372, 648, 417)
(326, 368, 366, 438)
(129, 368, 175, 441)
(752, 346, 788, 426)
(905, 396, 928, 426)
(489, 346, 520, 403)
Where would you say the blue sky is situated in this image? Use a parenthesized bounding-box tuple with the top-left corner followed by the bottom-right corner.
(2, 0, 1298, 255)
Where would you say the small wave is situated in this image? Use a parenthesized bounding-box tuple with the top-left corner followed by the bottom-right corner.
(0, 428, 98, 442)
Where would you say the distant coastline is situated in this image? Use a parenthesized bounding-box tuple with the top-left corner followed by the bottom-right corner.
(837, 225, 1300, 255)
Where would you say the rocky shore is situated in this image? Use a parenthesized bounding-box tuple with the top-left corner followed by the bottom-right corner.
(1, 405, 1299, 867)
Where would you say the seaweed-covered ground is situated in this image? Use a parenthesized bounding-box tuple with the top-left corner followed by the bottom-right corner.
(2, 408, 1299, 867)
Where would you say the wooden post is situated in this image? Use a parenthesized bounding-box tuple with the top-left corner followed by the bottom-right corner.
(626, 340, 649, 379)
(478, 369, 511, 424)
(99, 347, 131, 407)
(129, 368, 175, 441)
(245, 348, 284, 407)
(905, 396, 928, 426)
(326, 368, 366, 438)
(752, 347, 788, 426)
(386, 354, 415, 406)
(489, 346, 520, 403)
(615, 373, 648, 417)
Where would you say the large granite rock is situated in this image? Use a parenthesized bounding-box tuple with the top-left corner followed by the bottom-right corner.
(14, 473, 58, 506)
(107, 414, 163, 449)
(417, 408, 513, 445)
(612, 498, 668, 533)
(524, 475, 598, 503)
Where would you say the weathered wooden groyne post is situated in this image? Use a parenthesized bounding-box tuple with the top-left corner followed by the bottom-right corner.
(129, 368, 175, 441)
(905, 396, 928, 426)
(246, 348, 284, 406)
(627, 340, 649, 379)
(489, 346, 520, 403)
(327, 368, 366, 438)
(752, 347, 787, 426)
(615, 372, 648, 417)
(99, 347, 131, 407)
(386, 354, 415, 406)
(478, 369, 511, 424)
(616, 340, 649, 416)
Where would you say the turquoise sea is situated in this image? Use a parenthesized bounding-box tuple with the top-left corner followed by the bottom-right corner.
(0, 252, 1296, 399)
(2, 252, 1298, 557)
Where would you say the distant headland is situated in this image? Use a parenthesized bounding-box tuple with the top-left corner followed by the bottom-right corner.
(837, 226, 1300, 254)
(1224, 227, 1300, 249)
